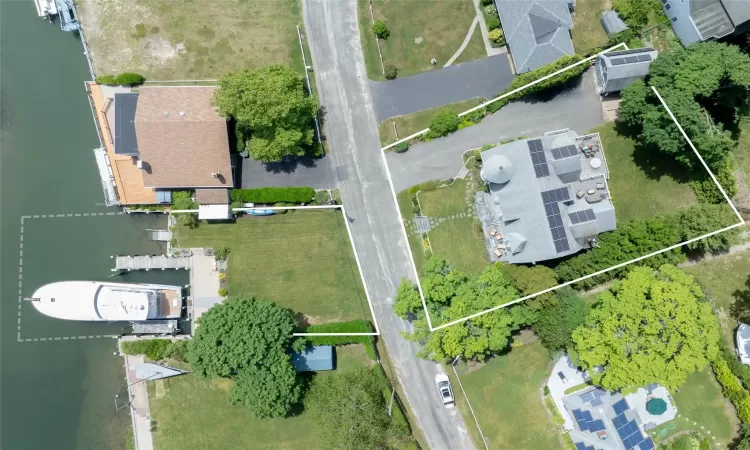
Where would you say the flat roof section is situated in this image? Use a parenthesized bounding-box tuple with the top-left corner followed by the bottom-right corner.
(114, 93, 139, 155)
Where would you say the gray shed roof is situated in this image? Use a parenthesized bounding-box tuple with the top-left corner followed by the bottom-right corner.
(597, 48, 658, 94)
(114, 93, 139, 155)
(495, 0, 575, 73)
(291, 346, 334, 372)
(600, 10, 628, 36)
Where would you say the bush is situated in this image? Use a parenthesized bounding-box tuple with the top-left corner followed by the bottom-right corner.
(214, 246, 230, 261)
(384, 64, 398, 80)
(218, 287, 228, 297)
(489, 28, 505, 45)
(487, 17, 500, 30)
(172, 191, 198, 228)
(218, 272, 227, 281)
(115, 72, 145, 86)
(303, 320, 376, 360)
(484, 4, 498, 16)
(373, 20, 390, 39)
(121, 339, 172, 360)
(688, 158, 737, 204)
(427, 108, 460, 139)
(481, 0, 493, 5)
(95, 75, 118, 85)
(395, 142, 409, 153)
(713, 358, 750, 423)
(230, 187, 314, 204)
(134, 23, 147, 38)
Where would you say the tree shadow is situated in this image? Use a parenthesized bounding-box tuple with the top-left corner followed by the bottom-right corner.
(731, 274, 750, 324)
(260, 155, 326, 174)
(516, 75, 585, 105)
(630, 140, 694, 183)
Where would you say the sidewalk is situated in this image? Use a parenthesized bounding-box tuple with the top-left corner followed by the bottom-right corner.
(123, 352, 154, 450)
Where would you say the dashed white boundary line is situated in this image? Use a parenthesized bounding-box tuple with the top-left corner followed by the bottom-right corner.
(17, 212, 126, 343)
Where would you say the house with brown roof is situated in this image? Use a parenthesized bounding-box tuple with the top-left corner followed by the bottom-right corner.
(92, 85, 234, 218)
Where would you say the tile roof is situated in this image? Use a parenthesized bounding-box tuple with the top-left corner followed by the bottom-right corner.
(134, 87, 233, 189)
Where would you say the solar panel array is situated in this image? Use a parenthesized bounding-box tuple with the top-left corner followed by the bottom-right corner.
(610, 399, 655, 450)
(572, 409, 606, 433)
(541, 189, 570, 253)
(574, 443, 597, 450)
(580, 389, 605, 403)
(528, 139, 550, 178)
(551, 144, 578, 160)
(637, 54, 652, 62)
(610, 54, 652, 66)
(624, 56, 639, 64)
(569, 209, 596, 225)
(608, 47, 656, 57)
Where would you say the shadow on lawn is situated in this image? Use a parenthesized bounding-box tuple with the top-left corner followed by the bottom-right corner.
(731, 274, 750, 324)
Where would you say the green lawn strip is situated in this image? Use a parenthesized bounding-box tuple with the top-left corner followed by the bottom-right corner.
(80, 0, 305, 79)
(175, 210, 369, 324)
(148, 346, 371, 450)
(446, 366, 486, 449)
(397, 189, 427, 274)
(571, 0, 609, 54)
(451, 22, 487, 66)
(593, 123, 697, 222)
(563, 382, 591, 395)
(356, 0, 385, 80)
(367, 0, 478, 78)
(647, 369, 737, 448)
(428, 218, 488, 275)
(378, 98, 483, 146)
(684, 251, 750, 345)
(454, 342, 563, 450)
(418, 180, 468, 217)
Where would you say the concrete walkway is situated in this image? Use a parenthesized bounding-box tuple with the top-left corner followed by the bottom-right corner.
(124, 353, 154, 450)
(189, 248, 222, 322)
(445, 16, 480, 67)
(385, 69, 604, 192)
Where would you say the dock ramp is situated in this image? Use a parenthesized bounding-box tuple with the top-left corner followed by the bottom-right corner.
(114, 255, 191, 271)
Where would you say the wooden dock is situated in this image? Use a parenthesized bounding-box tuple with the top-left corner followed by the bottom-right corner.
(147, 229, 172, 242)
(113, 255, 191, 271)
(131, 320, 180, 335)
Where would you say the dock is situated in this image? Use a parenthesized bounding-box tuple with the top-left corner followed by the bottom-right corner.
(147, 229, 172, 242)
(131, 320, 180, 335)
(113, 255, 191, 271)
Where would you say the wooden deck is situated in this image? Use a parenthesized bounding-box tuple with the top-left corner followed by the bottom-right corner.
(114, 255, 191, 271)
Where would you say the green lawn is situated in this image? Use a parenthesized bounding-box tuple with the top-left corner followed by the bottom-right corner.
(358, 0, 484, 80)
(397, 189, 427, 274)
(454, 342, 563, 450)
(453, 25, 488, 65)
(175, 210, 370, 325)
(78, 0, 305, 79)
(732, 122, 750, 183)
(593, 123, 697, 222)
(571, 0, 608, 54)
(419, 181, 468, 217)
(379, 98, 483, 146)
(647, 369, 738, 448)
(148, 346, 372, 450)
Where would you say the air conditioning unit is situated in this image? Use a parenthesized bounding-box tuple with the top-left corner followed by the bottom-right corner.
(136, 160, 144, 169)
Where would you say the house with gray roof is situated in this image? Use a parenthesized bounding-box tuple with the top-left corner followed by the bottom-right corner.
(595, 48, 658, 94)
(494, 0, 575, 73)
(663, 0, 750, 47)
(475, 129, 616, 264)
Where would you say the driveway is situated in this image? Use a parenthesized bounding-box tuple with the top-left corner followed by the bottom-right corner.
(386, 69, 605, 192)
(303, 1, 475, 449)
(370, 54, 515, 122)
(239, 155, 336, 189)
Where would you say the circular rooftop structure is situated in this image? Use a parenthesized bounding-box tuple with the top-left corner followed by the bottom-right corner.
(551, 134, 575, 150)
(482, 155, 513, 185)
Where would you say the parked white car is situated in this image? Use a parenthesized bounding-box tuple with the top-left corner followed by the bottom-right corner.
(435, 373, 455, 408)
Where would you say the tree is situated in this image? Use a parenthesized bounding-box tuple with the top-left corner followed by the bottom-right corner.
(172, 191, 198, 228)
(735, 424, 750, 450)
(532, 288, 589, 351)
(678, 204, 740, 253)
(384, 63, 398, 80)
(305, 367, 405, 449)
(372, 20, 390, 39)
(500, 264, 558, 308)
(427, 109, 460, 139)
(228, 355, 301, 419)
(213, 66, 317, 162)
(572, 265, 721, 392)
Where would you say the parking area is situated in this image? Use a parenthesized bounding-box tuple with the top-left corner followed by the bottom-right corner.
(239, 156, 336, 189)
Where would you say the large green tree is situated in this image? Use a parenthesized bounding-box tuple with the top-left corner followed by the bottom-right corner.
(532, 288, 590, 351)
(500, 264, 559, 308)
(304, 367, 408, 449)
(213, 65, 317, 162)
(228, 355, 301, 419)
(572, 265, 721, 392)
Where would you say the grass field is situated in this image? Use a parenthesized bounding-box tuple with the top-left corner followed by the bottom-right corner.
(453, 25, 488, 65)
(175, 210, 370, 325)
(647, 369, 737, 448)
(454, 342, 563, 450)
(571, 0, 608, 54)
(148, 346, 372, 450)
(379, 98, 483, 146)
(593, 123, 697, 223)
(358, 0, 484, 80)
(78, 0, 304, 79)
(418, 181, 468, 217)
(397, 189, 427, 274)
(732, 122, 750, 182)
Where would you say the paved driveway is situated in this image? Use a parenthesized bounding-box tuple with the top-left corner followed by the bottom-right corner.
(304, 1, 475, 448)
(386, 69, 605, 192)
(370, 54, 515, 122)
(239, 155, 336, 189)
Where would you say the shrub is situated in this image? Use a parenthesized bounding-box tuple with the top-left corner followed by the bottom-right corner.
(95, 75, 118, 85)
(302, 320, 376, 360)
(373, 20, 390, 39)
(487, 17, 500, 31)
(427, 108, 460, 139)
(384, 64, 398, 80)
(218, 272, 227, 281)
(172, 191, 198, 228)
(395, 142, 409, 153)
(218, 287, 228, 297)
(134, 23, 147, 38)
(121, 339, 172, 360)
(115, 72, 145, 86)
(489, 28, 505, 45)
(214, 246, 230, 261)
(481, 0, 493, 5)
(169, 238, 177, 247)
(230, 187, 314, 204)
(484, 4, 497, 16)
(688, 158, 737, 204)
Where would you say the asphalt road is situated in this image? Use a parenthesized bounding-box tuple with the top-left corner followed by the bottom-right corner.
(386, 69, 605, 192)
(370, 54, 515, 122)
(303, 1, 476, 449)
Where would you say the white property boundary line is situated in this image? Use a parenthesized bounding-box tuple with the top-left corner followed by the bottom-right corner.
(380, 43, 627, 152)
(172, 204, 380, 336)
(451, 357, 490, 450)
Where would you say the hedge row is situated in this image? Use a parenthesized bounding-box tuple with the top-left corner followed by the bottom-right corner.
(302, 320, 376, 360)
(230, 187, 315, 204)
(121, 339, 188, 361)
(95, 72, 146, 86)
(712, 358, 750, 422)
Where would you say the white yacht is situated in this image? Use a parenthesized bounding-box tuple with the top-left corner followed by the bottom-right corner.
(33, 0, 58, 18)
(29, 281, 183, 322)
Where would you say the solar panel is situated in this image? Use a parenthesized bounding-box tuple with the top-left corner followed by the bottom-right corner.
(612, 399, 629, 416)
(611, 58, 626, 65)
(582, 410, 594, 422)
(612, 413, 628, 429)
(585, 446, 595, 450)
(590, 397, 603, 407)
(640, 437, 655, 450)
(589, 419, 606, 432)
(569, 209, 596, 225)
(624, 56, 639, 64)
(578, 419, 589, 431)
(572, 409, 584, 420)
(637, 54, 652, 62)
(574, 443, 586, 450)
(608, 47, 656, 57)
(581, 391, 595, 403)
(593, 389, 605, 398)
(528, 139, 550, 178)
(541, 190, 570, 253)
(551, 144, 577, 160)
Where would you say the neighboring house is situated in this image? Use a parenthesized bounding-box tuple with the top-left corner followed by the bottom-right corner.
(291, 345, 334, 372)
(663, 0, 750, 47)
(600, 10, 629, 36)
(475, 130, 616, 264)
(494, 0, 575, 73)
(95, 85, 234, 214)
(595, 48, 658, 94)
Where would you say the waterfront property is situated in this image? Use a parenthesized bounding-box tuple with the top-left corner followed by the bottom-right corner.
(595, 48, 658, 95)
(89, 84, 233, 217)
(476, 130, 615, 264)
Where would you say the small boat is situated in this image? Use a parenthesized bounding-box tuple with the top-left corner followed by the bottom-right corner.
(28, 281, 183, 322)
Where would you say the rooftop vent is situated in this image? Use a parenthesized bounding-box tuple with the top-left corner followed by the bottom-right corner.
(211, 172, 219, 178)
(163, 111, 169, 116)
(136, 160, 144, 169)
(179, 111, 185, 116)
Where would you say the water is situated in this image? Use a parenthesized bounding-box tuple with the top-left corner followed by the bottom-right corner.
(1, 3, 187, 448)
